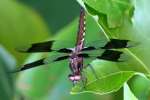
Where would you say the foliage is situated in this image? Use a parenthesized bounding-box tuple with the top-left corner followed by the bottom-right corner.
(0, 46, 15, 100)
(0, 0, 49, 63)
(0, 0, 150, 100)
(72, 0, 150, 99)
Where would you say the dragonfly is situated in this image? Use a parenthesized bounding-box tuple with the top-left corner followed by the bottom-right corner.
(13, 7, 132, 85)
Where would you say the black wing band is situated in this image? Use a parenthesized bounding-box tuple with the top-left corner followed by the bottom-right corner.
(101, 39, 129, 49)
(82, 39, 130, 51)
(81, 46, 96, 51)
(12, 55, 70, 73)
(17, 40, 73, 53)
(17, 41, 55, 53)
(56, 48, 72, 53)
(13, 58, 45, 72)
(78, 53, 90, 58)
(78, 50, 123, 62)
(53, 55, 70, 61)
(97, 50, 123, 62)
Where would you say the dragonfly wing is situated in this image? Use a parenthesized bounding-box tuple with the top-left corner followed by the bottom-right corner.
(16, 40, 73, 53)
(16, 41, 55, 53)
(79, 50, 123, 62)
(83, 39, 137, 52)
(96, 50, 123, 62)
(13, 58, 45, 72)
(81, 46, 96, 51)
(101, 39, 129, 49)
(56, 48, 72, 53)
(51, 55, 70, 62)
(12, 54, 70, 73)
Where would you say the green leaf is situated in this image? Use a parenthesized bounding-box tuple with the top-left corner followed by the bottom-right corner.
(83, 0, 134, 28)
(71, 60, 135, 94)
(0, 45, 16, 100)
(0, 0, 50, 62)
(83, 0, 150, 74)
(72, 0, 150, 95)
(124, 83, 138, 100)
(128, 75, 150, 100)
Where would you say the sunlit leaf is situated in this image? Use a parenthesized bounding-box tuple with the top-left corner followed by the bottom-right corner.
(72, 60, 135, 94)
(72, 0, 150, 96)
(124, 83, 138, 100)
(83, 0, 134, 28)
(128, 75, 150, 100)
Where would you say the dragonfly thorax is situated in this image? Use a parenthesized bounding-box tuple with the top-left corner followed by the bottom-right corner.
(68, 48, 83, 84)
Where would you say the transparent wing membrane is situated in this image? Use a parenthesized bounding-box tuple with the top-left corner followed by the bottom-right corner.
(16, 40, 74, 53)
(14, 38, 136, 73)
(79, 50, 123, 62)
(16, 41, 54, 53)
(56, 48, 72, 53)
(52, 55, 70, 62)
(101, 39, 129, 49)
(96, 50, 123, 62)
(12, 54, 69, 73)
(12, 58, 45, 72)
(44, 53, 69, 64)
(83, 39, 137, 52)
(16, 39, 137, 53)
(13, 49, 124, 73)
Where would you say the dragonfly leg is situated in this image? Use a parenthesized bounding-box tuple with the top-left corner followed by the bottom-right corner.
(80, 72, 87, 89)
(88, 64, 99, 80)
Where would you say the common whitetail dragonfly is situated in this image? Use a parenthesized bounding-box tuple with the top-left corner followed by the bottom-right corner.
(13, 7, 132, 85)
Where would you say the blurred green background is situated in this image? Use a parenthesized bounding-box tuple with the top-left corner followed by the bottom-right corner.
(1, 0, 150, 100)
(0, 0, 105, 100)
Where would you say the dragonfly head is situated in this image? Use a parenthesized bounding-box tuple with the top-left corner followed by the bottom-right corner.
(68, 74, 81, 84)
